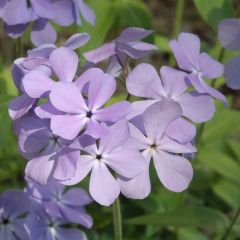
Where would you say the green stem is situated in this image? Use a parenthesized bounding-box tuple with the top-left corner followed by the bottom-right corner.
(220, 206, 240, 240)
(113, 197, 122, 240)
(169, 0, 185, 66)
(16, 37, 23, 57)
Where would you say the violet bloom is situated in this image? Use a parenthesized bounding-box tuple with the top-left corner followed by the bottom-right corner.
(84, 27, 157, 76)
(218, 19, 240, 90)
(169, 33, 226, 103)
(26, 180, 93, 228)
(0, 0, 95, 46)
(25, 208, 87, 240)
(0, 190, 30, 240)
(48, 68, 131, 140)
(62, 120, 146, 206)
(127, 63, 215, 123)
(19, 116, 78, 185)
(118, 101, 196, 199)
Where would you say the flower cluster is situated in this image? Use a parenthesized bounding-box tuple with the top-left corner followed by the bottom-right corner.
(218, 18, 240, 90)
(0, 0, 95, 46)
(0, 179, 92, 240)
(8, 28, 226, 208)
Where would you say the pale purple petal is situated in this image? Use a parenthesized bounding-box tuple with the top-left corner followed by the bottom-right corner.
(153, 150, 193, 192)
(62, 188, 92, 206)
(25, 155, 55, 185)
(160, 66, 188, 98)
(51, 115, 86, 140)
(50, 82, 87, 113)
(22, 70, 55, 98)
(169, 32, 200, 71)
(143, 100, 182, 142)
(61, 155, 94, 185)
(177, 92, 215, 122)
(75, 0, 96, 25)
(224, 56, 240, 90)
(117, 28, 153, 43)
(87, 71, 116, 109)
(35, 102, 62, 119)
(95, 101, 132, 123)
(31, 0, 55, 19)
(84, 42, 116, 64)
(31, 20, 57, 47)
(3, 23, 29, 38)
(85, 119, 109, 139)
(56, 228, 87, 240)
(8, 94, 35, 120)
(199, 53, 224, 79)
(126, 63, 165, 99)
(89, 162, 120, 206)
(159, 135, 197, 153)
(166, 118, 196, 144)
(49, 47, 78, 82)
(118, 149, 151, 199)
(105, 148, 146, 178)
(99, 120, 129, 153)
(218, 19, 240, 50)
(64, 33, 91, 49)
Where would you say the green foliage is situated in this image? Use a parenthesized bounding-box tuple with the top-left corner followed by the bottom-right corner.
(193, 0, 234, 31)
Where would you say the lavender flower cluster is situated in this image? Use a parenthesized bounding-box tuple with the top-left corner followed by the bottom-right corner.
(0, 179, 92, 240)
(0, 0, 95, 46)
(0, 1, 228, 239)
(8, 28, 226, 207)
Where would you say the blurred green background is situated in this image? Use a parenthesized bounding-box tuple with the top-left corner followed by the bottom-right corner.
(1, 0, 240, 239)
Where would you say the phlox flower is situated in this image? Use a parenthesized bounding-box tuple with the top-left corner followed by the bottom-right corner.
(218, 19, 240, 90)
(169, 33, 226, 103)
(25, 207, 87, 240)
(127, 63, 215, 123)
(19, 116, 78, 185)
(26, 180, 93, 228)
(0, 190, 30, 240)
(48, 68, 131, 140)
(118, 100, 196, 199)
(84, 27, 157, 76)
(62, 120, 146, 206)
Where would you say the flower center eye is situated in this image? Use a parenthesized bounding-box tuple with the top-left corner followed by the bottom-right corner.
(96, 155, 102, 160)
(86, 111, 93, 118)
(150, 144, 157, 150)
(26, 0, 31, 8)
(2, 218, 9, 225)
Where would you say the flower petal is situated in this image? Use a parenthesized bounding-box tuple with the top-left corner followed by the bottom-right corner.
(49, 47, 78, 82)
(89, 162, 120, 206)
(153, 150, 193, 192)
(85, 119, 109, 139)
(126, 63, 165, 99)
(143, 100, 182, 142)
(64, 33, 91, 49)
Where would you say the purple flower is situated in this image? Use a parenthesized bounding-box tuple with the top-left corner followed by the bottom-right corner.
(19, 116, 78, 185)
(62, 120, 146, 206)
(26, 180, 93, 228)
(169, 33, 226, 103)
(25, 208, 87, 240)
(0, 190, 30, 240)
(127, 63, 215, 123)
(118, 100, 196, 199)
(218, 19, 240, 90)
(48, 68, 131, 140)
(0, 0, 95, 46)
(84, 27, 157, 76)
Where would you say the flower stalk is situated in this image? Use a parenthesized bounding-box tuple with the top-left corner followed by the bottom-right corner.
(113, 197, 123, 240)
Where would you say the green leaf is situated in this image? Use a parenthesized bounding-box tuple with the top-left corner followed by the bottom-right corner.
(177, 228, 209, 240)
(78, 0, 115, 53)
(226, 139, 240, 162)
(213, 179, 240, 209)
(197, 149, 240, 186)
(193, 0, 234, 31)
(127, 206, 229, 231)
(202, 106, 240, 143)
(115, 0, 152, 28)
